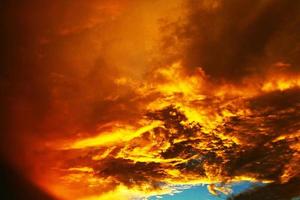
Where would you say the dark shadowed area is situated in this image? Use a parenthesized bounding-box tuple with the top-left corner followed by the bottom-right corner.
(228, 178, 300, 200)
(0, 159, 55, 200)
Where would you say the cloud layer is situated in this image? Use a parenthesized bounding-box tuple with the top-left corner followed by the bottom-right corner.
(1, 0, 300, 199)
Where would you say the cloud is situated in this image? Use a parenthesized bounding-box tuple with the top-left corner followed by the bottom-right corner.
(1, 1, 300, 199)
(48, 86, 300, 199)
(228, 178, 300, 200)
(160, 0, 300, 82)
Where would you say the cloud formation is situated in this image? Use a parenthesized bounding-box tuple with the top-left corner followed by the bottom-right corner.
(1, 0, 300, 199)
(161, 0, 300, 82)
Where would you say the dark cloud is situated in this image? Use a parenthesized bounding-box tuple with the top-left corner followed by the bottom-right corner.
(95, 158, 166, 189)
(223, 88, 300, 145)
(161, 0, 300, 81)
(228, 178, 300, 200)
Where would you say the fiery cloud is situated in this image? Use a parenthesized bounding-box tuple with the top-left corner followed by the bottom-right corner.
(1, 0, 300, 200)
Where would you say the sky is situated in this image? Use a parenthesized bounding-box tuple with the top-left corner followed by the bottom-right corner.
(1, 1, 300, 200)
(149, 182, 257, 200)
(150, 185, 226, 200)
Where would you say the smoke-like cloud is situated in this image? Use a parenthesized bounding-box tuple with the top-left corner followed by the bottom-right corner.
(161, 0, 300, 82)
